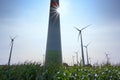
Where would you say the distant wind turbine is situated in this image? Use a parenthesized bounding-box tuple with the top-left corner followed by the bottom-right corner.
(75, 51, 79, 65)
(74, 24, 91, 66)
(43, 54, 45, 65)
(84, 42, 91, 65)
(8, 36, 17, 66)
(89, 57, 92, 64)
(72, 55, 75, 66)
(105, 52, 110, 64)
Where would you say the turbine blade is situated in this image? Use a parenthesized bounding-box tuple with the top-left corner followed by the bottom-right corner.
(81, 24, 92, 31)
(9, 36, 12, 40)
(9, 41, 12, 47)
(78, 32, 81, 41)
(87, 42, 91, 46)
(84, 46, 86, 48)
(13, 35, 18, 39)
(74, 26, 80, 31)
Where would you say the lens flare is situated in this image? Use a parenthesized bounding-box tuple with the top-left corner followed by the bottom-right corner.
(56, 7, 60, 13)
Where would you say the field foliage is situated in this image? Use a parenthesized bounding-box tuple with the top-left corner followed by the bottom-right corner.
(0, 62, 120, 80)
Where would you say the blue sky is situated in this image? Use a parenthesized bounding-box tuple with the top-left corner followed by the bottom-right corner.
(0, 0, 120, 65)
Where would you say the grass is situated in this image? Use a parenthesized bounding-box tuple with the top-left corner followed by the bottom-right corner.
(0, 62, 120, 80)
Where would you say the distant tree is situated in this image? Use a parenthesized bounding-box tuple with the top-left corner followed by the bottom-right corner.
(63, 63, 69, 67)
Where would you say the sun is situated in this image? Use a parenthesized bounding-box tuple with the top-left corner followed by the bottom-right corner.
(50, 0, 69, 18)
(56, 6, 61, 14)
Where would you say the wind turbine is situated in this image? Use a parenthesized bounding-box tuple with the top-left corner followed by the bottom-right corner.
(84, 42, 91, 65)
(72, 55, 75, 66)
(75, 24, 91, 66)
(8, 36, 17, 66)
(75, 51, 79, 65)
(88, 57, 92, 64)
(43, 54, 45, 65)
(105, 52, 110, 64)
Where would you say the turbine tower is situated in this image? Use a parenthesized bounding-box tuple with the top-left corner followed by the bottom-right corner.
(84, 42, 90, 65)
(45, 0, 62, 66)
(75, 25, 91, 66)
(8, 36, 16, 66)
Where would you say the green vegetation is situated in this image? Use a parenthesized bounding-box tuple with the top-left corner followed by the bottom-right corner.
(0, 62, 120, 80)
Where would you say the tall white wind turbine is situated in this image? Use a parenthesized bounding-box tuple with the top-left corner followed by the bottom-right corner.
(75, 24, 91, 66)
